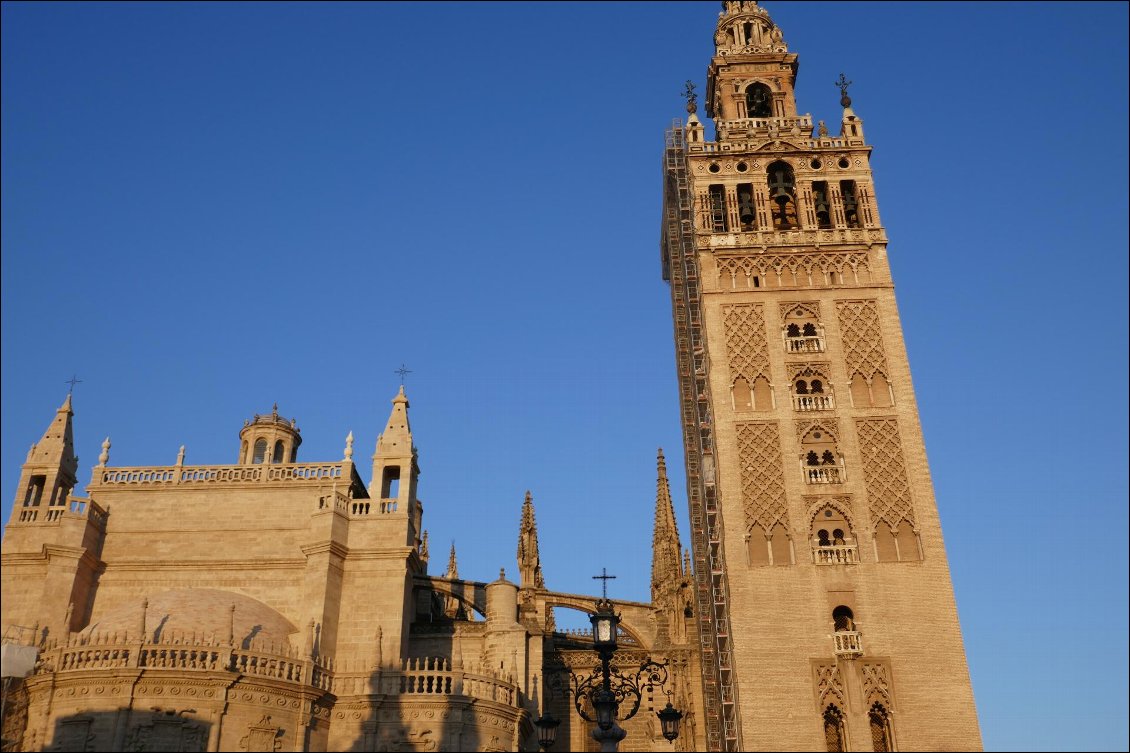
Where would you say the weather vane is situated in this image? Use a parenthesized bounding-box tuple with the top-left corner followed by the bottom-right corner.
(394, 364, 413, 386)
(64, 374, 83, 395)
(592, 567, 617, 600)
(835, 72, 853, 107)
(682, 80, 698, 114)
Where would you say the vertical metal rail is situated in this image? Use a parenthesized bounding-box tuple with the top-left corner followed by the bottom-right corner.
(661, 121, 742, 752)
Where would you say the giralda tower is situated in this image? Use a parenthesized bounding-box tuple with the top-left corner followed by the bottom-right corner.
(660, 3, 981, 750)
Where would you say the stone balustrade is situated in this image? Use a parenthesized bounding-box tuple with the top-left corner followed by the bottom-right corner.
(95, 462, 346, 487)
(36, 633, 333, 690)
(814, 545, 858, 565)
(805, 466, 843, 484)
(785, 335, 825, 354)
(832, 631, 863, 658)
(14, 496, 107, 527)
(791, 393, 834, 411)
(331, 657, 519, 706)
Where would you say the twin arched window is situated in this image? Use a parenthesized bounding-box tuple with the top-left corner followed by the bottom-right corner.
(795, 378, 824, 395)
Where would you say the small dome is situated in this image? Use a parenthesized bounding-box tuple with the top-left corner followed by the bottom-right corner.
(82, 589, 299, 648)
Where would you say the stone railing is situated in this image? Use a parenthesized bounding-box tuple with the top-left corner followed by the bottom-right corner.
(332, 657, 519, 706)
(785, 336, 825, 354)
(14, 496, 107, 527)
(703, 227, 886, 248)
(96, 462, 345, 487)
(804, 466, 843, 485)
(36, 634, 333, 690)
(716, 115, 814, 136)
(814, 545, 858, 566)
(791, 394, 834, 411)
(832, 631, 863, 658)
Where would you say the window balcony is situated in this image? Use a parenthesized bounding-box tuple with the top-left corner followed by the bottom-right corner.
(833, 631, 863, 658)
(814, 545, 858, 566)
(785, 335, 825, 353)
(791, 393, 835, 411)
(804, 465, 843, 485)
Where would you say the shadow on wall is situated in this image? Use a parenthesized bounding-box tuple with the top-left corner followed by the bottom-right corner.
(45, 708, 214, 752)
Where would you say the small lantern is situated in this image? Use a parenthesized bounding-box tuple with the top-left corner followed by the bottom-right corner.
(657, 702, 683, 742)
(533, 713, 560, 751)
(590, 600, 619, 654)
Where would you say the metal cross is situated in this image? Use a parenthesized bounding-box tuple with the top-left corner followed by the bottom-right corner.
(592, 568, 617, 600)
(394, 364, 412, 386)
(64, 374, 83, 394)
(682, 80, 698, 113)
(835, 73, 853, 98)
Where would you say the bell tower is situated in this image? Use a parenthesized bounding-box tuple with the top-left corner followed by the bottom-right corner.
(661, 2, 981, 750)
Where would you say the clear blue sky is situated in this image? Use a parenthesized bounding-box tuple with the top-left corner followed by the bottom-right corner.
(2, 2, 1127, 750)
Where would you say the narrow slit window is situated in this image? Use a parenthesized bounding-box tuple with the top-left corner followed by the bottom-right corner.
(840, 180, 861, 227)
(737, 183, 756, 230)
(813, 181, 832, 228)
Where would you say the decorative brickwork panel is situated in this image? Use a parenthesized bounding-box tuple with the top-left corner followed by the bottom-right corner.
(716, 252, 871, 289)
(836, 300, 889, 380)
(735, 422, 789, 532)
(861, 661, 895, 709)
(722, 304, 770, 383)
(812, 661, 845, 709)
(856, 419, 916, 529)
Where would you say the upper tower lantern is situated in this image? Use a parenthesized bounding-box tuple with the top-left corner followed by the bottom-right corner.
(706, 1, 800, 134)
(238, 404, 302, 465)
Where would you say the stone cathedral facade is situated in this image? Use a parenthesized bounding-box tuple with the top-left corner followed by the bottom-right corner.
(1, 392, 704, 752)
(2, 3, 979, 752)
(659, 2, 981, 751)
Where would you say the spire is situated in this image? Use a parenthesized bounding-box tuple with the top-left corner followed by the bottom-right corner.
(371, 386, 419, 506)
(30, 395, 79, 475)
(10, 395, 80, 521)
(517, 491, 545, 589)
(651, 449, 683, 603)
(445, 542, 459, 580)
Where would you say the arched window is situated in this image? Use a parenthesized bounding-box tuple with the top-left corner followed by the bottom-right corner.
(813, 181, 832, 228)
(786, 323, 801, 338)
(733, 377, 753, 411)
(746, 82, 773, 118)
(817, 529, 831, 547)
(810, 379, 824, 394)
(806, 451, 820, 466)
(252, 439, 267, 464)
(869, 703, 893, 752)
(795, 379, 810, 395)
(767, 161, 798, 229)
(272, 440, 285, 464)
(811, 506, 857, 564)
(821, 450, 837, 465)
(801, 427, 842, 483)
(832, 606, 855, 633)
(801, 322, 818, 337)
(832, 528, 845, 546)
(823, 704, 846, 753)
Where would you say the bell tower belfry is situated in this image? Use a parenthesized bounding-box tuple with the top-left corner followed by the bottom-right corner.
(661, 3, 981, 751)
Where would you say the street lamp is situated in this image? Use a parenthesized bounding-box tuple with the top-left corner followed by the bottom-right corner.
(532, 712, 560, 751)
(544, 591, 682, 752)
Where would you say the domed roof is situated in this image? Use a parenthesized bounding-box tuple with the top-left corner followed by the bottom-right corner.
(83, 589, 299, 648)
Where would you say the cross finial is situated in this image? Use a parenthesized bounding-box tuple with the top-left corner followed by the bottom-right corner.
(394, 364, 413, 386)
(592, 567, 617, 600)
(64, 374, 83, 395)
(835, 72, 853, 107)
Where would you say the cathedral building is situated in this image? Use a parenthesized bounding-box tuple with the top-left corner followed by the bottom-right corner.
(2, 3, 979, 751)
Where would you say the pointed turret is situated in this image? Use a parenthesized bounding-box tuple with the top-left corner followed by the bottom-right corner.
(370, 386, 423, 549)
(9, 395, 79, 524)
(516, 491, 544, 589)
(445, 542, 459, 580)
(651, 449, 683, 603)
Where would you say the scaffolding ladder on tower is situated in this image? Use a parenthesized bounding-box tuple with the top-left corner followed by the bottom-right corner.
(662, 120, 742, 753)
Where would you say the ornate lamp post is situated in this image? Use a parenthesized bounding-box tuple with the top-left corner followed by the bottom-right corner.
(538, 572, 682, 752)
